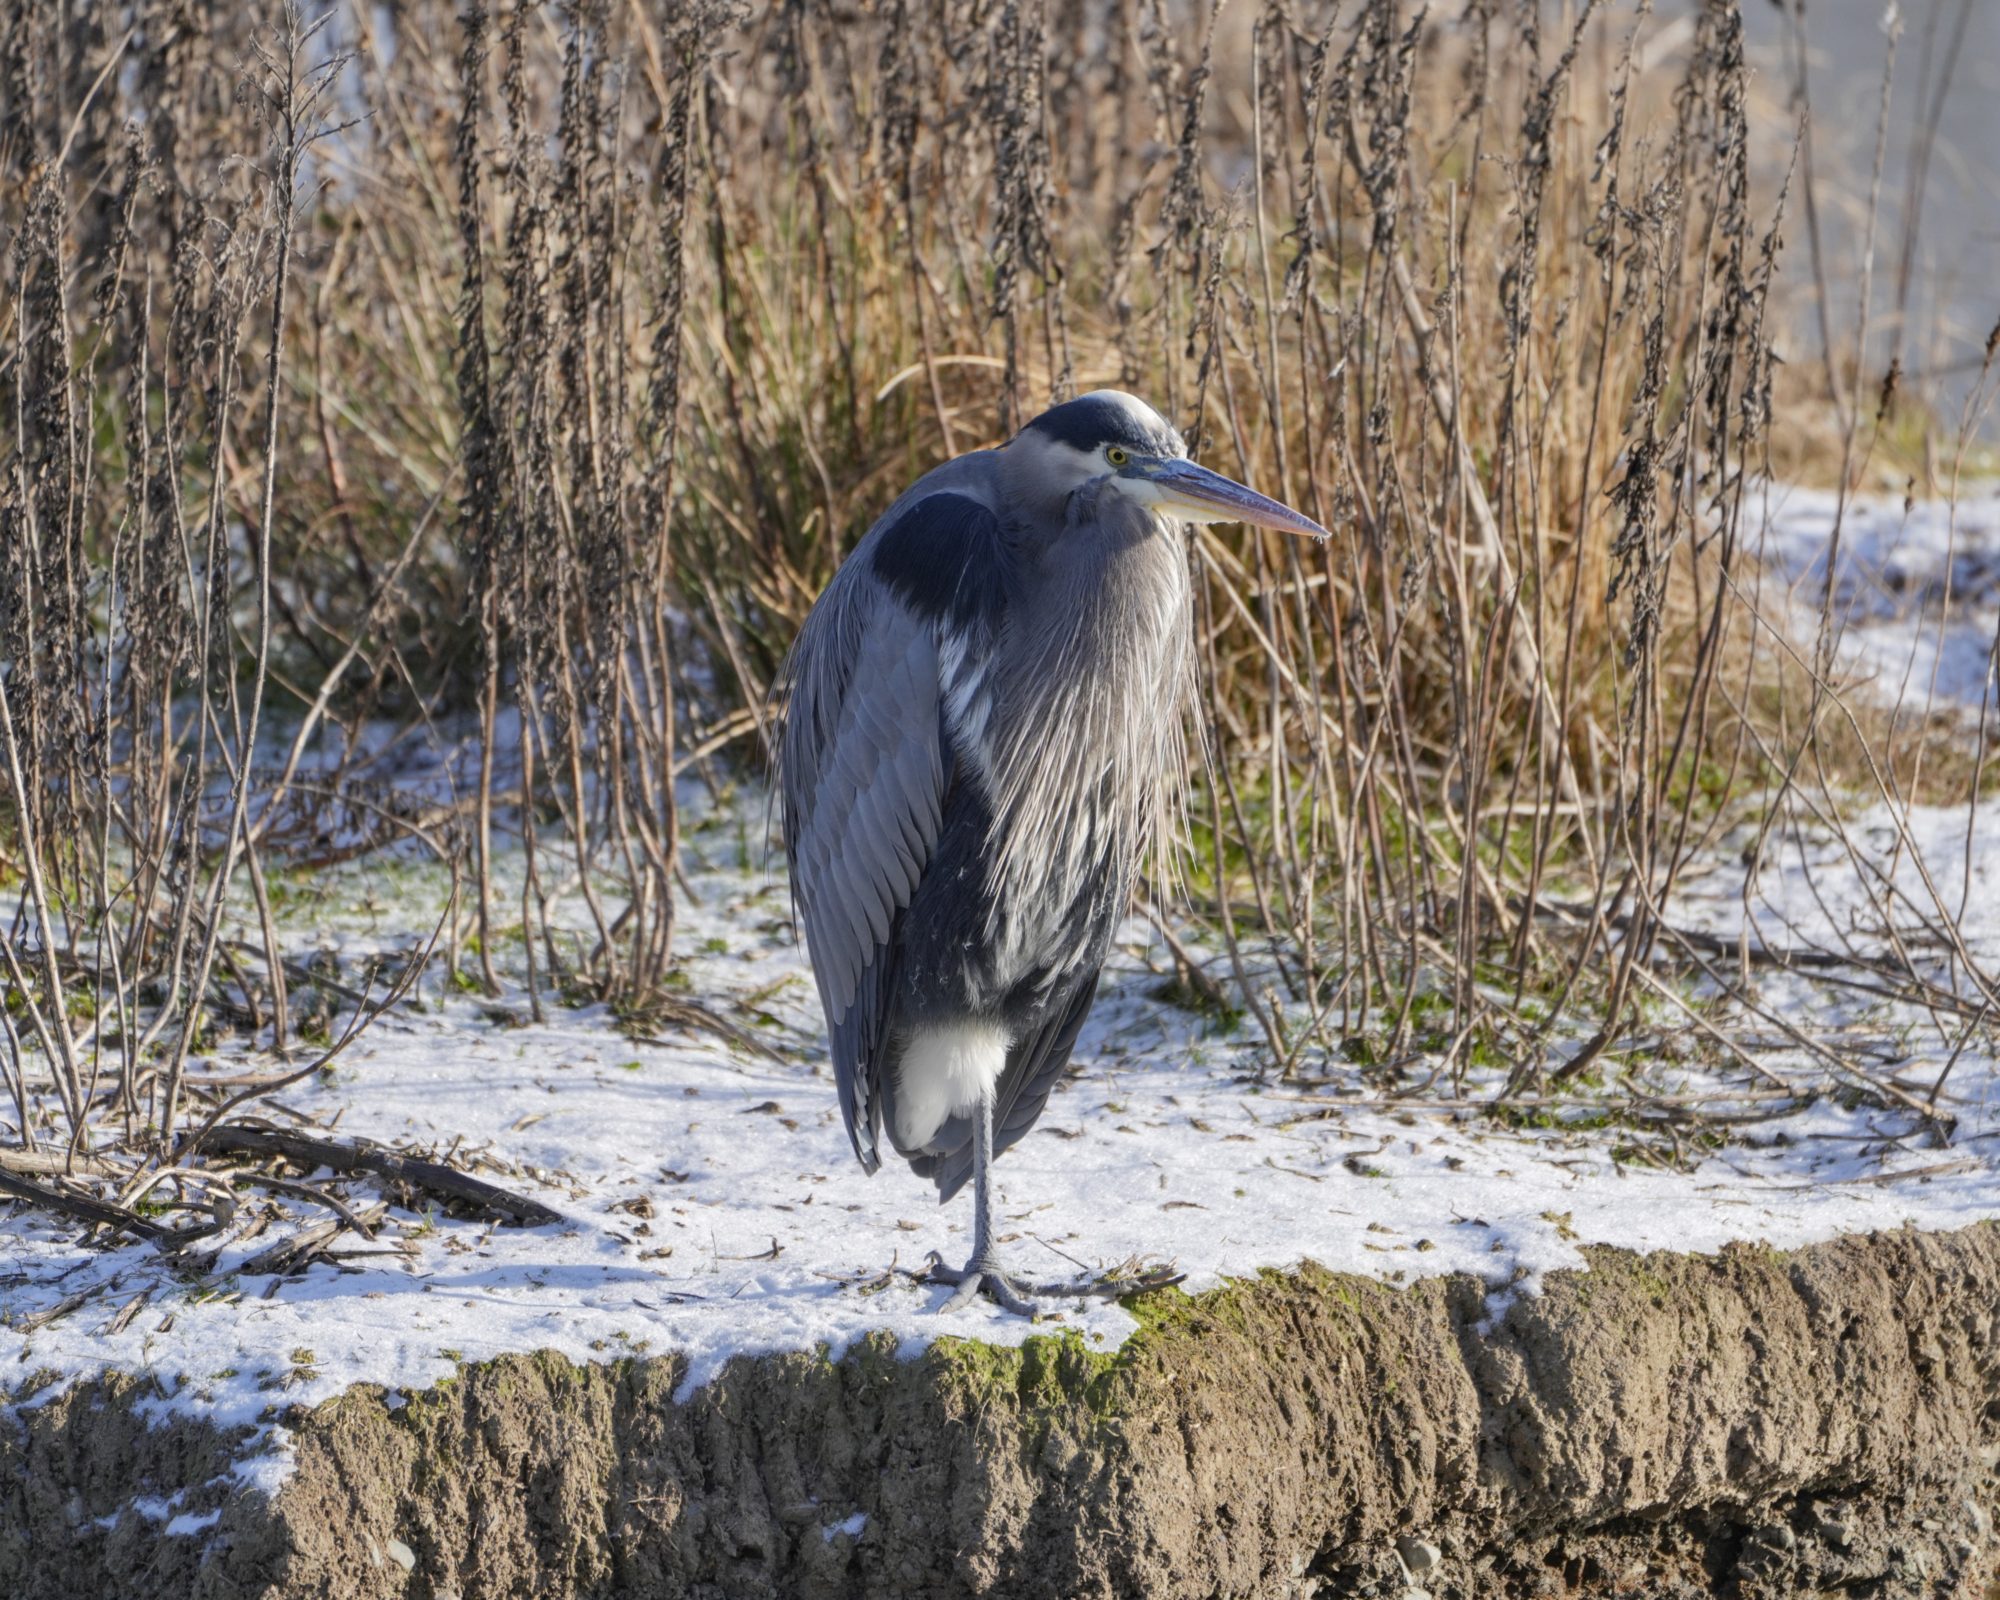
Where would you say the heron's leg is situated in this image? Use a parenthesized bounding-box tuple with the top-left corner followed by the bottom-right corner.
(927, 1087, 1039, 1317)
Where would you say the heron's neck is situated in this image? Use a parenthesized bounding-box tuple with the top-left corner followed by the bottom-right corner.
(980, 502, 1192, 936)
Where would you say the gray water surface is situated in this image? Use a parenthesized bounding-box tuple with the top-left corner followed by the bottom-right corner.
(1737, 0, 2000, 425)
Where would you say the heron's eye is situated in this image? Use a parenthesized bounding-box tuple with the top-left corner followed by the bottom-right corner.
(1106, 446, 1129, 467)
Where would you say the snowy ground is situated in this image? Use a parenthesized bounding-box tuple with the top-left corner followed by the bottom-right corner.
(1754, 479, 2000, 720)
(4, 484, 1998, 1499)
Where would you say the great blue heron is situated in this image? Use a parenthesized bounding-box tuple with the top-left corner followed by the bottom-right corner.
(777, 391, 1326, 1314)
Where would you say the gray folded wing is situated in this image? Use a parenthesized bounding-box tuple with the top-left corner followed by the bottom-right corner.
(777, 570, 947, 1173)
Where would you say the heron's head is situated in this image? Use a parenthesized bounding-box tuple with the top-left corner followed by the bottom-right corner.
(1003, 390, 1327, 541)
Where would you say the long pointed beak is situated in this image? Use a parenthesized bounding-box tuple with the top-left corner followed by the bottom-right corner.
(1135, 459, 1328, 538)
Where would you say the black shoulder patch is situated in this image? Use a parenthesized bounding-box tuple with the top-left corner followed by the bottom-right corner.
(869, 493, 1006, 626)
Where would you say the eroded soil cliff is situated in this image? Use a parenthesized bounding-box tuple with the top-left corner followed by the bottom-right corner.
(7, 1226, 1998, 1599)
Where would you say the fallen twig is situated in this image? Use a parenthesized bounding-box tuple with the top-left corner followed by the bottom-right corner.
(238, 1202, 390, 1277)
(631, 996, 790, 1064)
(16, 1280, 114, 1333)
(0, 1148, 124, 1179)
(191, 1123, 562, 1225)
(229, 1171, 381, 1238)
(0, 1167, 167, 1243)
(102, 1288, 153, 1336)
(1760, 1157, 1981, 1191)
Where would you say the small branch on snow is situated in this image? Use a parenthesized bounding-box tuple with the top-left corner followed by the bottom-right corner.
(190, 1123, 562, 1226)
(0, 1167, 167, 1243)
(0, 1148, 124, 1179)
(238, 1203, 390, 1277)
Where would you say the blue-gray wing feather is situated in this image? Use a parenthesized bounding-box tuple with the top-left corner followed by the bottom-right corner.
(780, 594, 941, 1171)
(776, 489, 1003, 1173)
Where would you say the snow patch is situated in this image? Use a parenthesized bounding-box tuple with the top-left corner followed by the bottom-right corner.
(1753, 479, 1999, 718)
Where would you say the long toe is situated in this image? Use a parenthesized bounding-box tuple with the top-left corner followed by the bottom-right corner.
(980, 1272, 1040, 1318)
(926, 1253, 1041, 1318)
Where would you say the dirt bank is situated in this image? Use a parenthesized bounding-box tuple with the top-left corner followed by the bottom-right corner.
(6, 1224, 1998, 1599)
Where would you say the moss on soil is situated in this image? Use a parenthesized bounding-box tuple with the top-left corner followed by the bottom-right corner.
(5, 1227, 1999, 1599)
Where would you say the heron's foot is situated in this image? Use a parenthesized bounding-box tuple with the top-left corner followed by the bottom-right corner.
(922, 1253, 1184, 1313)
(924, 1251, 1041, 1318)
